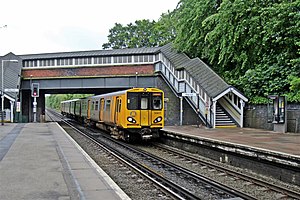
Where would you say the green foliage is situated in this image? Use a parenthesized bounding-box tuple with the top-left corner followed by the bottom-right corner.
(102, 0, 300, 103)
(249, 96, 270, 104)
(154, 11, 177, 46)
(45, 94, 91, 110)
(102, 20, 157, 49)
(102, 13, 176, 49)
(174, 0, 219, 58)
(286, 76, 300, 102)
(235, 62, 294, 99)
(289, 76, 300, 91)
(173, 0, 300, 102)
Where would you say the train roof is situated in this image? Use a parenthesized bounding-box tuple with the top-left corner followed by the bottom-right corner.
(89, 90, 127, 99)
(89, 88, 163, 99)
(60, 99, 81, 104)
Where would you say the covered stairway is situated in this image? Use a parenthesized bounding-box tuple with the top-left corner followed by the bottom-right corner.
(155, 44, 248, 128)
(0, 53, 22, 123)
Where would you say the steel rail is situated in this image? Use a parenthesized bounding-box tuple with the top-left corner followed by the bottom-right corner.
(103, 136, 256, 200)
(47, 109, 199, 200)
(153, 143, 300, 200)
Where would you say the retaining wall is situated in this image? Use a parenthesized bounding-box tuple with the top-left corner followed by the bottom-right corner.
(244, 103, 300, 133)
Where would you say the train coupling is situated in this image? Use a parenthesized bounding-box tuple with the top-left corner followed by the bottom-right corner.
(140, 128, 152, 140)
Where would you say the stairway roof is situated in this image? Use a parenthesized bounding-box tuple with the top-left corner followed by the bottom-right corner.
(160, 44, 247, 101)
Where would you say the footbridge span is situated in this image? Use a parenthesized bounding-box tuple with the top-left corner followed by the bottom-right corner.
(1, 44, 247, 127)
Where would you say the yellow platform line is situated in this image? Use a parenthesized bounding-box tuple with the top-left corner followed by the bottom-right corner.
(215, 125, 237, 128)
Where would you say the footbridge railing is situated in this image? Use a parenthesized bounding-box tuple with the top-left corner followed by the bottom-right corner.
(155, 55, 214, 127)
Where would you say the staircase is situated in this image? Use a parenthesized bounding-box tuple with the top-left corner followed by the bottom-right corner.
(215, 104, 237, 128)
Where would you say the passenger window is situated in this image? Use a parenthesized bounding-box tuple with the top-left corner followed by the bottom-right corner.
(106, 100, 111, 111)
(100, 98, 105, 110)
(118, 100, 122, 112)
(95, 101, 99, 110)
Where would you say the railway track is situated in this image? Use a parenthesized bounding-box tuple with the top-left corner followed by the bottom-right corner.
(47, 109, 251, 199)
(46, 109, 300, 199)
(47, 109, 182, 199)
(137, 143, 300, 200)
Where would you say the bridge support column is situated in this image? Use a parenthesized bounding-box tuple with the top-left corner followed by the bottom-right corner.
(213, 100, 217, 128)
(240, 99, 245, 128)
(20, 90, 45, 122)
(179, 96, 183, 126)
(10, 101, 14, 122)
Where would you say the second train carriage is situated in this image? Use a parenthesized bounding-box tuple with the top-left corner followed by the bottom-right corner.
(61, 99, 80, 118)
(61, 88, 164, 141)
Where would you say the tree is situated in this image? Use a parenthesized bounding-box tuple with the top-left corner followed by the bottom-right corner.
(102, 20, 158, 49)
(101, 0, 300, 102)
(287, 76, 300, 102)
(153, 10, 177, 47)
(46, 94, 91, 110)
(173, 0, 220, 58)
(173, 0, 300, 102)
(102, 13, 176, 49)
(102, 23, 129, 49)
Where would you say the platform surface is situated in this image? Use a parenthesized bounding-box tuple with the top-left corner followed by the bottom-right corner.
(163, 125, 300, 157)
(0, 123, 130, 200)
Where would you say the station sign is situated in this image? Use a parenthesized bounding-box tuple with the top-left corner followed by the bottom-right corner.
(4, 88, 19, 92)
(182, 93, 197, 97)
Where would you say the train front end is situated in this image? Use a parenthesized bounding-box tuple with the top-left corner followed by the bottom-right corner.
(124, 88, 164, 141)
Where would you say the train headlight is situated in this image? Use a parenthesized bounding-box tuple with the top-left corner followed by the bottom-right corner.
(153, 116, 162, 123)
(127, 117, 136, 123)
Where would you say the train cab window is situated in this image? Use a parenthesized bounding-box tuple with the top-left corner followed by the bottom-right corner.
(127, 93, 139, 110)
(152, 93, 162, 110)
(141, 97, 148, 109)
(140, 93, 150, 110)
(152, 97, 162, 110)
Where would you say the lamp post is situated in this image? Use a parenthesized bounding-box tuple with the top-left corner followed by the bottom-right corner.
(1, 59, 18, 125)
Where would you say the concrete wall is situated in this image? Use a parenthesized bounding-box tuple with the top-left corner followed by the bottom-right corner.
(286, 103, 300, 133)
(157, 77, 179, 125)
(244, 103, 300, 133)
(157, 77, 199, 126)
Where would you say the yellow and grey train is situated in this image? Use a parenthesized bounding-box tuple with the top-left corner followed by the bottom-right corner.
(61, 88, 164, 142)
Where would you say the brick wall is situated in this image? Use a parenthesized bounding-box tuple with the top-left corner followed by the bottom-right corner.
(22, 64, 155, 78)
(157, 77, 199, 126)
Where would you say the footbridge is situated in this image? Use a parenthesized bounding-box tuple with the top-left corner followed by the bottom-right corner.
(1, 43, 247, 127)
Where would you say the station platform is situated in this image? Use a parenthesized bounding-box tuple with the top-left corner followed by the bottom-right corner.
(0, 123, 130, 200)
(163, 125, 300, 157)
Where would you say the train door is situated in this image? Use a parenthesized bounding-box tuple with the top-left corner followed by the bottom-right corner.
(87, 99, 91, 120)
(114, 97, 121, 124)
(99, 98, 105, 121)
(140, 93, 150, 126)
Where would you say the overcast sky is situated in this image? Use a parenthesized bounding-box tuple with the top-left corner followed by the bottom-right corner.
(0, 0, 179, 55)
